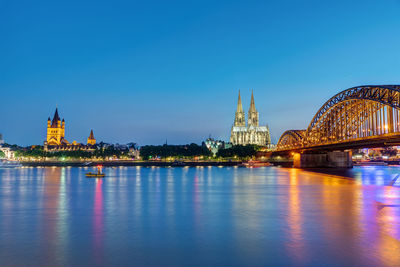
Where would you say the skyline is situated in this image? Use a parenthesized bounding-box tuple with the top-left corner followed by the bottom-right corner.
(2, 0, 400, 145)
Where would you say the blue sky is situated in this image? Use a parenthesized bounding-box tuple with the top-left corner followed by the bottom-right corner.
(1, 0, 400, 145)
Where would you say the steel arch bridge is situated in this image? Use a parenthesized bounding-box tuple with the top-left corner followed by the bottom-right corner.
(276, 85, 400, 152)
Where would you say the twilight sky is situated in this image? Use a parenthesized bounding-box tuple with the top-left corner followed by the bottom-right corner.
(1, 0, 400, 146)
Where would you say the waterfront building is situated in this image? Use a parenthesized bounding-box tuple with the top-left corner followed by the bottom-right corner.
(0, 147, 15, 159)
(44, 108, 96, 151)
(46, 108, 67, 146)
(230, 91, 272, 146)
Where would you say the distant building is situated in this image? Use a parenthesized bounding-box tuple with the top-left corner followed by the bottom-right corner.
(230, 91, 272, 146)
(114, 143, 128, 150)
(44, 108, 96, 151)
(129, 147, 140, 159)
(205, 137, 224, 155)
(87, 130, 96, 145)
(0, 147, 14, 159)
(0, 133, 4, 144)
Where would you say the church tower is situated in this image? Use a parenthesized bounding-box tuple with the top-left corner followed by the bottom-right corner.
(234, 90, 246, 127)
(87, 129, 96, 145)
(46, 108, 66, 146)
(247, 90, 259, 127)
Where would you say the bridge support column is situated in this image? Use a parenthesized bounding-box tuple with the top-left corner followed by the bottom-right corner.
(293, 151, 352, 168)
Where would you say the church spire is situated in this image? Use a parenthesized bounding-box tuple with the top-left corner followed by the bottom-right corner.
(234, 90, 245, 127)
(247, 90, 259, 127)
(249, 90, 256, 113)
(89, 129, 95, 139)
(87, 129, 96, 145)
(53, 108, 60, 120)
(236, 90, 243, 113)
(51, 108, 61, 127)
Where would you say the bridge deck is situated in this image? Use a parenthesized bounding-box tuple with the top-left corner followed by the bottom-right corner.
(276, 133, 400, 153)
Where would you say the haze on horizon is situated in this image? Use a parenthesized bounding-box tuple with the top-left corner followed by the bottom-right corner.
(1, 0, 400, 146)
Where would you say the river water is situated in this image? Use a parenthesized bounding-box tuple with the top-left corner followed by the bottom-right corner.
(0, 166, 399, 266)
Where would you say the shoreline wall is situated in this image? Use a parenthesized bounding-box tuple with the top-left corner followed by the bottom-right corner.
(21, 161, 242, 167)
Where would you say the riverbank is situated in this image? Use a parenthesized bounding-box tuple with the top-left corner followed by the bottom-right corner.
(21, 160, 243, 167)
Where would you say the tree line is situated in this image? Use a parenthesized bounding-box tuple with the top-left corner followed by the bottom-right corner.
(14, 146, 128, 160)
(10, 143, 261, 161)
(140, 144, 260, 160)
(140, 144, 212, 160)
(216, 145, 259, 159)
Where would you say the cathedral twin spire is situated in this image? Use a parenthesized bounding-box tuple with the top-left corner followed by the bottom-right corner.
(234, 90, 259, 127)
(249, 90, 256, 114)
(234, 90, 246, 127)
(231, 90, 271, 146)
(237, 90, 244, 113)
(247, 90, 259, 127)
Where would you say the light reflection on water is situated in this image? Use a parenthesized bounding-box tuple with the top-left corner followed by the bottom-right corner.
(0, 166, 399, 266)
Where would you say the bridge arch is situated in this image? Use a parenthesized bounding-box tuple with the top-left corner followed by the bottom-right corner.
(276, 85, 400, 151)
(276, 130, 305, 150)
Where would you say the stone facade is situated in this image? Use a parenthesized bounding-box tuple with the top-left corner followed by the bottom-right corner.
(46, 108, 67, 146)
(230, 91, 271, 146)
(44, 108, 96, 151)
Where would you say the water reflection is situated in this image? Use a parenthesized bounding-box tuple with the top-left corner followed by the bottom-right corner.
(42, 167, 63, 266)
(286, 169, 307, 264)
(93, 179, 104, 266)
(0, 166, 399, 266)
(282, 168, 400, 266)
(56, 168, 69, 265)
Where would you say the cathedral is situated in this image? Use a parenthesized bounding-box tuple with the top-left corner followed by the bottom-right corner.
(44, 108, 96, 150)
(230, 91, 271, 146)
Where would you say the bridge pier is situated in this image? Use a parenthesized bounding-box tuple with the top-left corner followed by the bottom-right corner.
(293, 151, 352, 168)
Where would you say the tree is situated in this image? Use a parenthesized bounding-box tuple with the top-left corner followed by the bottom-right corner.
(0, 150, 5, 158)
(216, 145, 259, 159)
(140, 144, 212, 160)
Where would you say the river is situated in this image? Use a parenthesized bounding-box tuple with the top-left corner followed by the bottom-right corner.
(0, 166, 399, 266)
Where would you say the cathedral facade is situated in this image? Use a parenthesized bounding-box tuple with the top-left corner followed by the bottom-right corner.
(230, 91, 271, 146)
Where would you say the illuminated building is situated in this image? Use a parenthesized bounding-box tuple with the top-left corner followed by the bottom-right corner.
(204, 137, 224, 155)
(0, 147, 14, 159)
(87, 130, 96, 145)
(46, 108, 67, 146)
(44, 108, 96, 151)
(230, 91, 272, 146)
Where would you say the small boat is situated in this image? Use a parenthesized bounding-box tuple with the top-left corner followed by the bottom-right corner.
(85, 172, 105, 178)
(86, 165, 105, 178)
